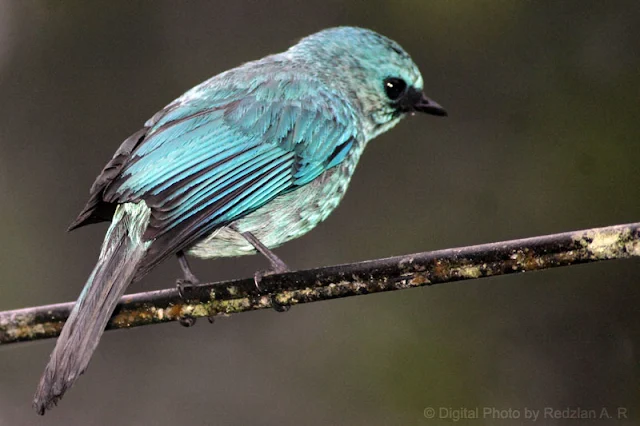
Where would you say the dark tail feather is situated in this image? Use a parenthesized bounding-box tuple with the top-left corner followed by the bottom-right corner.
(33, 204, 150, 415)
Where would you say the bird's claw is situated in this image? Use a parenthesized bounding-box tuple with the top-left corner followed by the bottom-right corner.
(270, 295, 290, 312)
(178, 316, 197, 327)
(176, 278, 200, 327)
(254, 269, 291, 313)
(176, 278, 196, 300)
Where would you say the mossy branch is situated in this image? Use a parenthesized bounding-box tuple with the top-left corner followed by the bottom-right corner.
(1, 222, 639, 345)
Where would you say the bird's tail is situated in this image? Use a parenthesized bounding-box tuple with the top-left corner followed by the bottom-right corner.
(33, 202, 151, 415)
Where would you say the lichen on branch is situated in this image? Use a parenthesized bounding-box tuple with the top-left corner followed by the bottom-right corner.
(1, 222, 639, 345)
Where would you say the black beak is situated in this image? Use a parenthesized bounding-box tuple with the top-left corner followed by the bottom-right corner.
(413, 92, 447, 117)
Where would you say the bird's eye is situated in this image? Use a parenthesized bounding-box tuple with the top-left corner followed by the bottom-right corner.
(383, 77, 407, 101)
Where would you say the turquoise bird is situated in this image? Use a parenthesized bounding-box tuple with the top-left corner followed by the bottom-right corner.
(33, 26, 446, 414)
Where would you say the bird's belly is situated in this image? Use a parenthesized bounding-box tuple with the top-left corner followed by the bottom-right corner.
(186, 165, 354, 259)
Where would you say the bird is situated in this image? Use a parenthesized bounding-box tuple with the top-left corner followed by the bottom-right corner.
(33, 26, 447, 414)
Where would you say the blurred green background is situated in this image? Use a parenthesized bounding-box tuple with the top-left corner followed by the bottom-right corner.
(0, 1, 639, 425)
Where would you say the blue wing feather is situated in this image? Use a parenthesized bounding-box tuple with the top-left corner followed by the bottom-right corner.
(97, 70, 359, 272)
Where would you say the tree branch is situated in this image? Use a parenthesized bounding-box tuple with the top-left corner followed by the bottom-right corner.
(1, 223, 639, 345)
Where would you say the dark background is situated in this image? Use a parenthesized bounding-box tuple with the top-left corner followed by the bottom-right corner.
(1, 1, 639, 425)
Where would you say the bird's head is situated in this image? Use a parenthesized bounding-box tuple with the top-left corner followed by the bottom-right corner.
(291, 27, 446, 139)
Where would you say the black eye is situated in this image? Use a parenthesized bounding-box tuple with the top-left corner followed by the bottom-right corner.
(384, 77, 407, 101)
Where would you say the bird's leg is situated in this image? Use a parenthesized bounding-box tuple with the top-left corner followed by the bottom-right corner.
(237, 229, 291, 312)
(241, 231, 290, 274)
(175, 250, 200, 327)
(176, 250, 200, 295)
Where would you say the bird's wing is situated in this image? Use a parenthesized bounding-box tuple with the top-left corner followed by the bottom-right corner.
(88, 72, 358, 274)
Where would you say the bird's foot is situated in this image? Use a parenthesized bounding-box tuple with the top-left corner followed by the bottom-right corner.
(176, 278, 197, 300)
(176, 277, 200, 327)
(254, 267, 291, 313)
(178, 315, 197, 328)
(235, 229, 291, 312)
